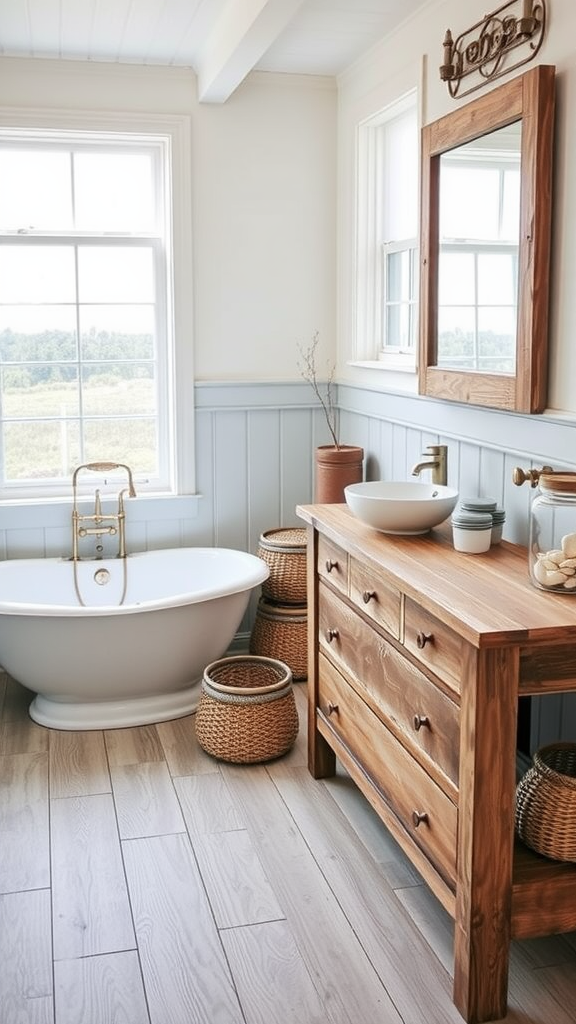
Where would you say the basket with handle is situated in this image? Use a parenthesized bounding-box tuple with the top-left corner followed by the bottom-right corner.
(195, 655, 299, 764)
(515, 742, 576, 861)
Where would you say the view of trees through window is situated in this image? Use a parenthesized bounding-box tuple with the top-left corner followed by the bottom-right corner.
(0, 136, 170, 494)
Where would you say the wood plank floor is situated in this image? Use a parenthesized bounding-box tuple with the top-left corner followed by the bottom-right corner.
(1, 671, 576, 1024)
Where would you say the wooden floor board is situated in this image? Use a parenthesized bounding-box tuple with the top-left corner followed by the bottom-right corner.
(51, 794, 135, 960)
(0, 715, 49, 755)
(122, 832, 243, 1024)
(0, 751, 49, 893)
(104, 724, 164, 767)
(49, 729, 111, 798)
(2, 677, 35, 722)
(174, 771, 244, 835)
(0, 888, 53, 1024)
(156, 715, 215, 776)
(192, 827, 284, 928)
(110, 761, 186, 838)
(54, 950, 150, 1024)
(222, 918, 331, 1024)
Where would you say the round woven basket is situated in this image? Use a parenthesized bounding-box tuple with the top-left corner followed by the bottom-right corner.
(515, 742, 576, 861)
(249, 597, 308, 680)
(257, 527, 308, 605)
(195, 655, 299, 764)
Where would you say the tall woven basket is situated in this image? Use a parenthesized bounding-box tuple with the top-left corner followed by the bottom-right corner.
(249, 598, 308, 680)
(515, 742, 576, 861)
(257, 527, 307, 605)
(195, 655, 299, 764)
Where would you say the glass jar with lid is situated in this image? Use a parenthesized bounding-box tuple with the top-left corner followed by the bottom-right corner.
(529, 473, 576, 593)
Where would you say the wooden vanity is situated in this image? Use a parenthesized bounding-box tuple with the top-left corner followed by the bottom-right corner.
(297, 503, 576, 1024)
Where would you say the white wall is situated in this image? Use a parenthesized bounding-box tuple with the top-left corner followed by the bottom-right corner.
(337, 0, 576, 416)
(0, 56, 337, 382)
(193, 71, 336, 380)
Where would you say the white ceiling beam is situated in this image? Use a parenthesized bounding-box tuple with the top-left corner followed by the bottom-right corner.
(197, 0, 307, 104)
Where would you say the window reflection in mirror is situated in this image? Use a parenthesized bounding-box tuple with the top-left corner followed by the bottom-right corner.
(437, 122, 521, 374)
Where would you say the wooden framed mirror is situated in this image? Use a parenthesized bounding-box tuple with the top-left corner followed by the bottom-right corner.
(419, 64, 555, 412)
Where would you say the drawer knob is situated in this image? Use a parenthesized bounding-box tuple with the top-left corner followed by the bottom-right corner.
(416, 631, 433, 649)
(326, 559, 339, 573)
(327, 702, 339, 716)
(362, 590, 376, 604)
(326, 628, 339, 643)
(412, 811, 429, 829)
(413, 714, 430, 732)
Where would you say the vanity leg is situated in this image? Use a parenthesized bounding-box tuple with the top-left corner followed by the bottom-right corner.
(306, 525, 336, 778)
(453, 647, 518, 1023)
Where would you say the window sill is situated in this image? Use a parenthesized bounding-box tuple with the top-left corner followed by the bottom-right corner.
(0, 493, 201, 531)
(349, 359, 417, 374)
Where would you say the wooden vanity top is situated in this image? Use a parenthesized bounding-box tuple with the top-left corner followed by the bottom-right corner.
(297, 504, 576, 649)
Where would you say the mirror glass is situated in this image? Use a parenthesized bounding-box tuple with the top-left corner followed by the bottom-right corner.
(437, 122, 521, 374)
(418, 65, 555, 413)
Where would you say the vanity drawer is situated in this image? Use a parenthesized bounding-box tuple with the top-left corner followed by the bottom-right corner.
(404, 598, 464, 695)
(349, 555, 401, 639)
(318, 654, 457, 886)
(319, 584, 459, 787)
(318, 535, 348, 594)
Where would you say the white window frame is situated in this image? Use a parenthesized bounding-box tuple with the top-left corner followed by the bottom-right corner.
(381, 237, 418, 358)
(353, 90, 419, 374)
(0, 108, 194, 502)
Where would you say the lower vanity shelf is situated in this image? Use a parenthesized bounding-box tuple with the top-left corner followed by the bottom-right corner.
(298, 502, 576, 1024)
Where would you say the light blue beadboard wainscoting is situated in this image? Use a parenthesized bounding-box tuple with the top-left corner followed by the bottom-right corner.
(2, 378, 576, 747)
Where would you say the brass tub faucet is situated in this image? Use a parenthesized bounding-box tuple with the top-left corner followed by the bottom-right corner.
(71, 461, 137, 560)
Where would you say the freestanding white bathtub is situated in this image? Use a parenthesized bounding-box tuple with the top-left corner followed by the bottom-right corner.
(0, 548, 269, 730)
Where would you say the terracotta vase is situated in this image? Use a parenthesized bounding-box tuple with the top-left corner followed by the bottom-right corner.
(314, 445, 364, 504)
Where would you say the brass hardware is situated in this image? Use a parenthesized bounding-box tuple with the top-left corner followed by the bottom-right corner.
(71, 462, 137, 561)
(416, 631, 433, 649)
(512, 465, 554, 488)
(362, 590, 376, 604)
(440, 1, 546, 99)
(325, 559, 338, 573)
(413, 714, 430, 732)
(411, 444, 448, 486)
(326, 628, 339, 643)
(327, 702, 339, 716)
(412, 811, 429, 828)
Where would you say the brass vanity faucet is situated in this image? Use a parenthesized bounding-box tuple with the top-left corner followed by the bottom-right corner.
(71, 461, 137, 560)
(411, 444, 448, 487)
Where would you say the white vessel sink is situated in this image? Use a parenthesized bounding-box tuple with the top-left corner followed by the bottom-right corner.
(344, 481, 459, 535)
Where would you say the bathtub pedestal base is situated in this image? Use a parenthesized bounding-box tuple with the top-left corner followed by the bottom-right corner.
(28, 683, 201, 731)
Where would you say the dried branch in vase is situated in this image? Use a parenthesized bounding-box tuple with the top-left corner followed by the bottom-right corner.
(297, 331, 339, 449)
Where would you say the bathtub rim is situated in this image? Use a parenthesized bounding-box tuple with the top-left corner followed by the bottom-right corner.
(0, 546, 270, 616)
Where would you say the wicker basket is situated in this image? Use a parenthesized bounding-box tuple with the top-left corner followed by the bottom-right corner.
(257, 528, 307, 605)
(515, 742, 576, 861)
(195, 655, 299, 764)
(249, 597, 308, 680)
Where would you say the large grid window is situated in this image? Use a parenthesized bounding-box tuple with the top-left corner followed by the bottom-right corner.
(0, 132, 174, 498)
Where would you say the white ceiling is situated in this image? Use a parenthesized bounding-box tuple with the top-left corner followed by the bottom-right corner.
(0, 0, 430, 102)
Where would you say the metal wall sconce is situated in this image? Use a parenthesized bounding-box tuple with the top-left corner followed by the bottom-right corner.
(440, 0, 546, 98)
